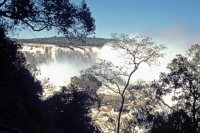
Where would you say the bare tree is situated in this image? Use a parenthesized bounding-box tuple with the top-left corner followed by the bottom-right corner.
(82, 34, 166, 133)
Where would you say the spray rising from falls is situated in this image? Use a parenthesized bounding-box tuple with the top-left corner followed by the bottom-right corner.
(21, 43, 186, 86)
(21, 42, 187, 103)
(21, 41, 189, 108)
(22, 43, 101, 88)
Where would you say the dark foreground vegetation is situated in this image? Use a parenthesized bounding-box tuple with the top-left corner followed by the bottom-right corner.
(0, 0, 101, 132)
(0, 26, 101, 132)
(2, 28, 200, 132)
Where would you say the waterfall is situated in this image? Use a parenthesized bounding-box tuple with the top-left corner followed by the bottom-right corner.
(22, 43, 100, 65)
(21, 43, 101, 89)
(21, 42, 186, 107)
(21, 43, 172, 88)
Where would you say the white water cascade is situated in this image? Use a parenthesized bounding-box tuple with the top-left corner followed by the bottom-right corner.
(21, 43, 101, 87)
(21, 42, 187, 106)
(21, 43, 187, 86)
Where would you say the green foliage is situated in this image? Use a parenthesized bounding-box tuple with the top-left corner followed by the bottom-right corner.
(149, 44, 200, 132)
(0, 0, 98, 132)
(42, 87, 98, 133)
(107, 117, 115, 124)
(131, 112, 138, 116)
(0, 0, 95, 39)
(0, 26, 98, 133)
(0, 25, 44, 132)
(149, 110, 193, 133)
(152, 54, 200, 113)
(103, 113, 109, 117)
(70, 74, 103, 108)
(15, 36, 110, 47)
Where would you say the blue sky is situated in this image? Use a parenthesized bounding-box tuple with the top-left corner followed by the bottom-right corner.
(14, 0, 200, 47)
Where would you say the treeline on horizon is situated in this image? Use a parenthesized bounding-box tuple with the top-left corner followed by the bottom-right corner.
(15, 37, 110, 47)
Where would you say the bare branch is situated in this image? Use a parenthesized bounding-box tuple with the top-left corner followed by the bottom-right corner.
(160, 98, 175, 112)
(83, 34, 166, 133)
(0, 0, 7, 7)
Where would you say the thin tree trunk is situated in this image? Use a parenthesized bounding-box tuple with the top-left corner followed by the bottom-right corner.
(117, 96, 125, 133)
(116, 68, 137, 133)
(193, 98, 197, 133)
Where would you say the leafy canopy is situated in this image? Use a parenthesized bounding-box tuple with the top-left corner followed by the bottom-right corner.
(150, 44, 200, 133)
(0, 0, 95, 40)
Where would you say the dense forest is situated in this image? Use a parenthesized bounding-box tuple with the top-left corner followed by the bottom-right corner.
(15, 37, 110, 47)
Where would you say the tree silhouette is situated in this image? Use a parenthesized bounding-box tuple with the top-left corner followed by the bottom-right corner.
(70, 74, 103, 108)
(43, 86, 100, 133)
(0, 0, 97, 132)
(149, 109, 193, 133)
(0, 25, 99, 132)
(0, 0, 95, 40)
(83, 34, 166, 132)
(150, 45, 200, 133)
(0, 24, 45, 132)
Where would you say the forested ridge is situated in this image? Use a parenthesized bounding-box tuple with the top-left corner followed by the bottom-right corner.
(15, 37, 110, 47)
